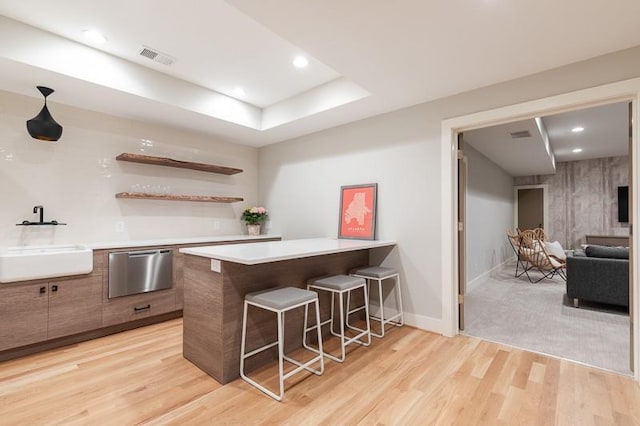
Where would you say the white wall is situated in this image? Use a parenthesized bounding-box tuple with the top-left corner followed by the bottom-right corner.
(258, 45, 640, 332)
(465, 144, 514, 284)
(259, 107, 442, 324)
(0, 90, 258, 249)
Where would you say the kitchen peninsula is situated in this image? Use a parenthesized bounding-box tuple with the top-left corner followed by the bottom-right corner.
(179, 238, 396, 384)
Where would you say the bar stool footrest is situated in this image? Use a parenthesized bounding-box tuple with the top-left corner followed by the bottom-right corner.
(243, 341, 279, 359)
(282, 354, 324, 378)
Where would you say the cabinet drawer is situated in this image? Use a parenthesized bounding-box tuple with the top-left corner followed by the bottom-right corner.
(102, 290, 176, 327)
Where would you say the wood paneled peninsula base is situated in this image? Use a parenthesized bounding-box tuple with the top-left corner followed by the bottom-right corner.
(179, 238, 396, 384)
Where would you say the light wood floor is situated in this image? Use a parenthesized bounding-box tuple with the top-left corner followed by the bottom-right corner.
(1, 319, 639, 425)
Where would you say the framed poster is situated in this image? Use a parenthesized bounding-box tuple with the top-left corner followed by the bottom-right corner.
(338, 183, 377, 240)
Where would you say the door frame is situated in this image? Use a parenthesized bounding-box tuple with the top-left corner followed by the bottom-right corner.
(441, 77, 640, 382)
(513, 184, 549, 230)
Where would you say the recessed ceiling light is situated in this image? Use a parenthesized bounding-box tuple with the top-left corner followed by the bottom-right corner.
(293, 55, 308, 68)
(572, 148, 583, 153)
(571, 126, 584, 133)
(82, 29, 107, 44)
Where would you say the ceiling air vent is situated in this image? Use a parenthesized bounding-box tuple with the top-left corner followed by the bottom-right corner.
(510, 130, 531, 139)
(138, 46, 175, 66)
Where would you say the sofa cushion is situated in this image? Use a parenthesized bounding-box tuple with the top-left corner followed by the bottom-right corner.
(572, 249, 586, 257)
(585, 244, 629, 259)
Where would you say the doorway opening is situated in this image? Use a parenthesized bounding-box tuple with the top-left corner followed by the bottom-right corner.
(514, 185, 548, 230)
(443, 80, 639, 381)
(459, 102, 631, 374)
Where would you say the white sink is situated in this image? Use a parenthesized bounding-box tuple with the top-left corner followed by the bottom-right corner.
(0, 244, 93, 283)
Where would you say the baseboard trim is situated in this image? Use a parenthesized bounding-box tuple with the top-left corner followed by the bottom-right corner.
(403, 312, 444, 335)
(466, 255, 516, 292)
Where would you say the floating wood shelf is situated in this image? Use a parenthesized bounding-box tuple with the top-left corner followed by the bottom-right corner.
(115, 193, 244, 203)
(116, 153, 243, 175)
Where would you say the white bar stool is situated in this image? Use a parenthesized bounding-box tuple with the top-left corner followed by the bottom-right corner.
(351, 266, 404, 338)
(304, 275, 371, 363)
(240, 287, 324, 401)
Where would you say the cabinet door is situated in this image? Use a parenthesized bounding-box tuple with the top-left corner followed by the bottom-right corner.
(48, 276, 103, 340)
(0, 283, 49, 351)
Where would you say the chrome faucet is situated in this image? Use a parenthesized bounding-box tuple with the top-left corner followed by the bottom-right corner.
(33, 205, 44, 223)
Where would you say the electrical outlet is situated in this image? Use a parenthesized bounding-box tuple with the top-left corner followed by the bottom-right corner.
(115, 221, 125, 233)
(213, 220, 221, 230)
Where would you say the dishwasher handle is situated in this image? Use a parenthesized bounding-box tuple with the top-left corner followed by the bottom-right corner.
(127, 249, 172, 258)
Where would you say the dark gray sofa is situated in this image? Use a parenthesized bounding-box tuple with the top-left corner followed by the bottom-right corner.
(566, 245, 629, 308)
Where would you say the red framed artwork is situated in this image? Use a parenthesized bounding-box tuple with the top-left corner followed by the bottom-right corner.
(338, 183, 377, 240)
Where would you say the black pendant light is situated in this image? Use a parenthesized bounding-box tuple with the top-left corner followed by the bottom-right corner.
(26, 86, 63, 142)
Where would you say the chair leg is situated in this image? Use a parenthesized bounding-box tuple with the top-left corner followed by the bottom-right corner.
(345, 285, 372, 346)
(523, 264, 535, 283)
(515, 260, 531, 278)
(314, 299, 324, 374)
(557, 268, 567, 281)
(329, 292, 340, 338)
(303, 299, 309, 344)
(338, 291, 346, 362)
(367, 278, 385, 338)
(362, 284, 371, 346)
(299, 299, 327, 373)
(276, 310, 284, 401)
(239, 300, 249, 379)
(394, 274, 404, 326)
(241, 306, 285, 401)
(377, 279, 385, 337)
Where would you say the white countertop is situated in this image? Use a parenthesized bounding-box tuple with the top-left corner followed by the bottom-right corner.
(179, 238, 396, 265)
(85, 235, 279, 250)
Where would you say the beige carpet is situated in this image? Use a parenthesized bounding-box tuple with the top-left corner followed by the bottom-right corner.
(463, 260, 632, 376)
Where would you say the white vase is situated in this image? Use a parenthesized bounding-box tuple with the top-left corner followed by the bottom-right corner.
(247, 224, 261, 236)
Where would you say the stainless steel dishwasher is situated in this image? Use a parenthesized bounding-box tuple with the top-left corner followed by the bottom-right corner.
(108, 249, 173, 298)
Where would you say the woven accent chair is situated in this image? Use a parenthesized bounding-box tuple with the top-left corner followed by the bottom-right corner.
(518, 231, 566, 283)
(506, 229, 532, 278)
(531, 227, 548, 242)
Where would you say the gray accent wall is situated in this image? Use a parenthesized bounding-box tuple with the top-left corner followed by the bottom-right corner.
(514, 156, 629, 249)
(465, 145, 515, 283)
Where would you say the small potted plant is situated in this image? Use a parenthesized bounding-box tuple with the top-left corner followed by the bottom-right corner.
(241, 206, 268, 236)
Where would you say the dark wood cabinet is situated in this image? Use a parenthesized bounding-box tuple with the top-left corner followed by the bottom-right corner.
(0, 283, 48, 351)
(1, 237, 280, 357)
(48, 276, 103, 340)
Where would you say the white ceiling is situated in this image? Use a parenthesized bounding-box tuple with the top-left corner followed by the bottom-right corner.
(543, 102, 629, 162)
(0, 0, 341, 108)
(464, 102, 629, 176)
(464, 118, 557, 177)
(0, 0, 639, 146)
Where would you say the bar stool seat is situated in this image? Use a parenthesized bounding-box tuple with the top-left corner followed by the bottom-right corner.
(304, 274, 371, 363)
(311, 274, 365, 291)
(352, 266, 398, 279)
(351, 266, 404, 338)
(246, 287, 317, 310)
(240, 286, 324, 401)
